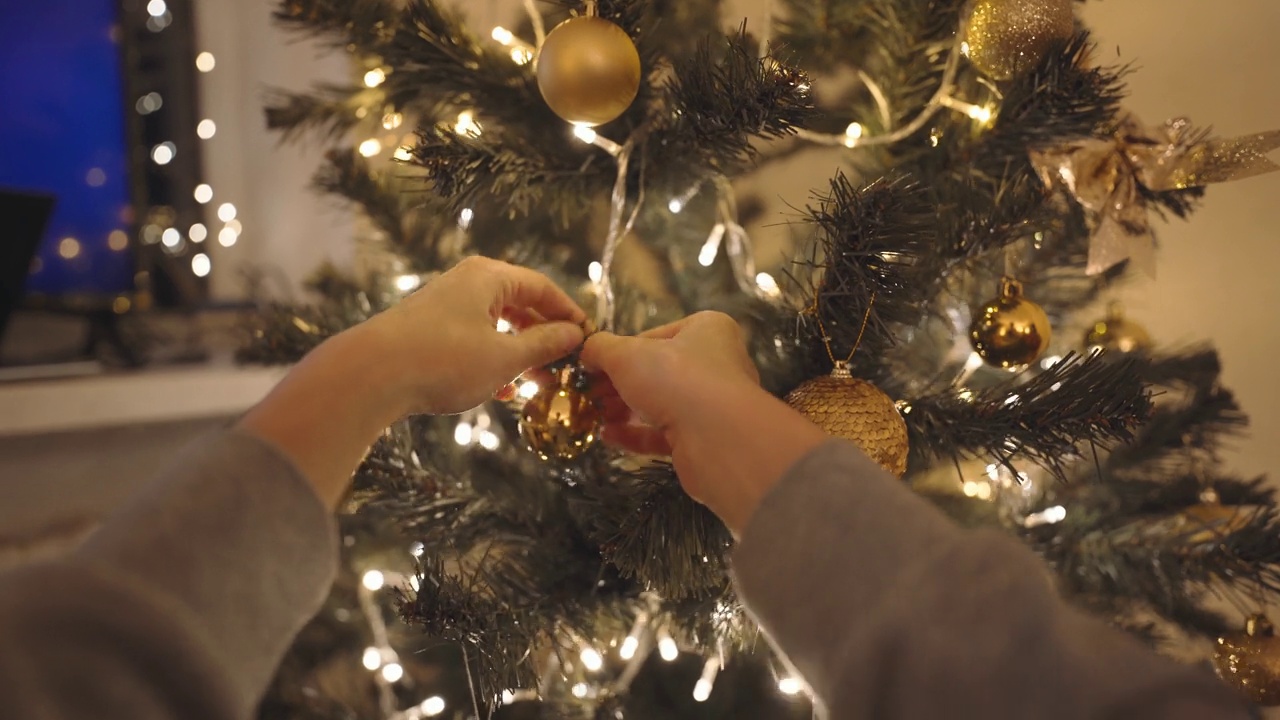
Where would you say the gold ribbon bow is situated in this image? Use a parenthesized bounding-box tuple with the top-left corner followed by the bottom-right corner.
(1031, 113, 1280, 276)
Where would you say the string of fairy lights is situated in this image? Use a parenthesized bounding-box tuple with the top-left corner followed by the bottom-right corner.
(132, 0, 241, 286)
(340, 0, 1084, 713)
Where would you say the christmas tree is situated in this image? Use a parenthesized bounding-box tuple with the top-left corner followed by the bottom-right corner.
(241, 0, 1280, 716)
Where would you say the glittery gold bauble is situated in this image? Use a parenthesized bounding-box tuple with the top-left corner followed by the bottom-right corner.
(970, 277, 1052, 368)
(536, 16, 641, 126)
(1084, 304, 1152, 354)
(519, 367, 601, 461)
(785, 363, 909, 476)
(964, 0, 1075, 81)
(1214, 614, 1280, 706)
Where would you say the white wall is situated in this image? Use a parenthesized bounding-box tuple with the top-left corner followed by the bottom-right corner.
(193, 0, 355, 299)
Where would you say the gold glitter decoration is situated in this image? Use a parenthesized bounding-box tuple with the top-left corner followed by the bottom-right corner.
(1084, 303, 1152, 354)
(964, 0, 1075, 81)
(785, 363, 910, 477)
(970, 277, 1052, 369)
(1214, 614, 1280, 706)
(520, 366, 601, 461)
(536, 15, 641, 126)
(1033, 113, 1280, 276)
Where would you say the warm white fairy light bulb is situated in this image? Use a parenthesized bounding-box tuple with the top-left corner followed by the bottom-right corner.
(197, 119, 216, 139)
(843, 122, 864, 148)
(454, 422, 473, 446)
(580, 647, 604, 672)
(195, 52, 215, 72)
(699, 224, 726, 267)
(517, 381, 540, 400)
(191, 253, 211, 277)
(478, 430, 500, 450)
(420, 696, 446, 716)
(491, 27, 515, 45)
(495, 318, 512, 333)
(778, 677, 804, 695)
(395, 274, 421, 293)
(619, 635, 640, 660)
(358, 138, 383, 157)
(362, 646, 382, 670)
(380, 662, 403, 682)
(455, 110, 482, 136)
(194, 184, 213, 204)
(362, 570, 385, 591)
(364, 67, 386, 87)
(668, 197, 685, 213)
(571, 683, 589, 698)
(755, 272, 780, 297)
(588, 261, 603, 283)
(658, 632, 679, 662)
(572, 124, 598, 144)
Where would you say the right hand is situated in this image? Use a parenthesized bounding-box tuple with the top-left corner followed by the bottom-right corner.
(581, 312, 763, 503)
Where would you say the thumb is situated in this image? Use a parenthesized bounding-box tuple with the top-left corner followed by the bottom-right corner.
(580, 331, 646, 374)
(504, 321, 584, 374)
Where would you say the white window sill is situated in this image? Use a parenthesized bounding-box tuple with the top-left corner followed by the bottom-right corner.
(0, 357, 287, 437)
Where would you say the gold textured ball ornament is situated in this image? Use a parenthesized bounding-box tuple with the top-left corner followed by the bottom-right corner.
(970, 277, 1052, 369)
(1214, 614, 1280, 706)
(785, 363, 910, 477)
(1084, 303, 1152, 354)
(536, 15, 641, 126)
(964, 0, 1075, 81)
(519, 366, 602, 461)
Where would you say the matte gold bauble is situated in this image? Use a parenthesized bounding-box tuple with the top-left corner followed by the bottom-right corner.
(1214, 614, 1280, 706)
(970, 277, 1052, 369)
(785, 363, 909, 476)
(536, 15, 641, 126)
(964, 0, 1075, 81)
(1084, 303, 1152, 354)
(519, 366, 601, 461)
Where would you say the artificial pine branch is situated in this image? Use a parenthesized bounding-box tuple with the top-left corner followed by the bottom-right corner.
(905, 353, 1152, 477)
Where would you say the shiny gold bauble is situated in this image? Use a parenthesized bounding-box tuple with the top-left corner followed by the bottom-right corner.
(970, 277, 1052, 369)
(536, 16, 641, 126)
(519, 367, 601, 461)
(1084, 304, 1152, 354)
(964, 0, 1075, 81)
(1214, 614, 1280, 706)
(1178, 502, 1253, 547)
(785, 363, 910, 476)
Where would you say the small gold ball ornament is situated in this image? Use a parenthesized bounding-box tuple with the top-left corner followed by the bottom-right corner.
(785, 363, 910, 477)
(1214, 614, 1280, 706)
(519, 365, 602, 461)
(1084, 303, 1152, 354)
(970, 277, 1052, 369)
(964, 0, 1075, 81)
(536, 15, 641, 126)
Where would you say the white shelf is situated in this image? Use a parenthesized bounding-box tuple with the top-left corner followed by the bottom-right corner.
(0, 359, 288, 437)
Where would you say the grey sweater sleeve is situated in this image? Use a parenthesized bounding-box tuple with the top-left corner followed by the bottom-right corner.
(0, 429, 337, 720)
(733, 440, 1249, 720)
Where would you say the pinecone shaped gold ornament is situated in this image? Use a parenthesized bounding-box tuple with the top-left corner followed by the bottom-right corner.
(785, 362, 910, 476)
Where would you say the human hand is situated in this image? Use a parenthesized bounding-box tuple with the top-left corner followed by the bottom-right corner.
(356, 256, 587, 417)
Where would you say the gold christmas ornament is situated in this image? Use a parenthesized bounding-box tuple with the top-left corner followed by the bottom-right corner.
(1032, 114, 1280, 276)
(786, 362, 910, 477)
(964, 0, 1075, 81)
(970, 277, 1052, 369)
(1084, 303, 1152, 354)
(1214, 614, 1280, 706)
(519, 365, 601, 461)
(536, 14, 641, 126)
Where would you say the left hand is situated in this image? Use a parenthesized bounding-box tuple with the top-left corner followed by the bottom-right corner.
(352, 256, 587, 417)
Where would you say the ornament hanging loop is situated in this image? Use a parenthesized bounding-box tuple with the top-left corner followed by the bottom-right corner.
(999, 275, 1024, 300)
(584, 0, 598, 16)
(813, 292, 878, 369)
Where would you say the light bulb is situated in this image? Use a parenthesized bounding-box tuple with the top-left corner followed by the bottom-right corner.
(191, 253, 211, 278)
(217, 203, 237, 222)
(580, 648, 604, 672)
(699, 224, 726, 267)
(195, 52, 215, 72)
(380, 662, 403, 682)
(454, 422, 473, 446)
(217, 227, 238, 247)
(194, 184, 213, 204)
(395, 274, 421, 292)
(517, 381, 540, 400)
(491, 27, 515, 45)
(455, 111, 481, 136)
(358, 138, 383, 157)
(147, 0, 167, 17)
(588, 261, 603, 283)
(197, 119, 216, 139)
(778, 677, 803, 695)
(572, 124, 598, 144)
(755, 272, 780, 297)
(362, 646, 382, 670)
(658, 636, 678, 662)
(495, 318, 512, 333)
(571, 683, 589, 698)
(189, 223, 207, 243)
(619, 636, 639, 660)
(511, 47, 534, 65)
(362, 570, 385, 591)
(693, 679, 712, 702)
(668, 198, 684, 213)
(477, 430, 500, 450)
(843, 122, 864, 148)
(152, 142, 175, 165)
(364, 68, 386, 87)
(58, 237, 81, 259)
(161, 228, 181, 247)
(420, 696, 446, 716)
(458, 207, 474, 229)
